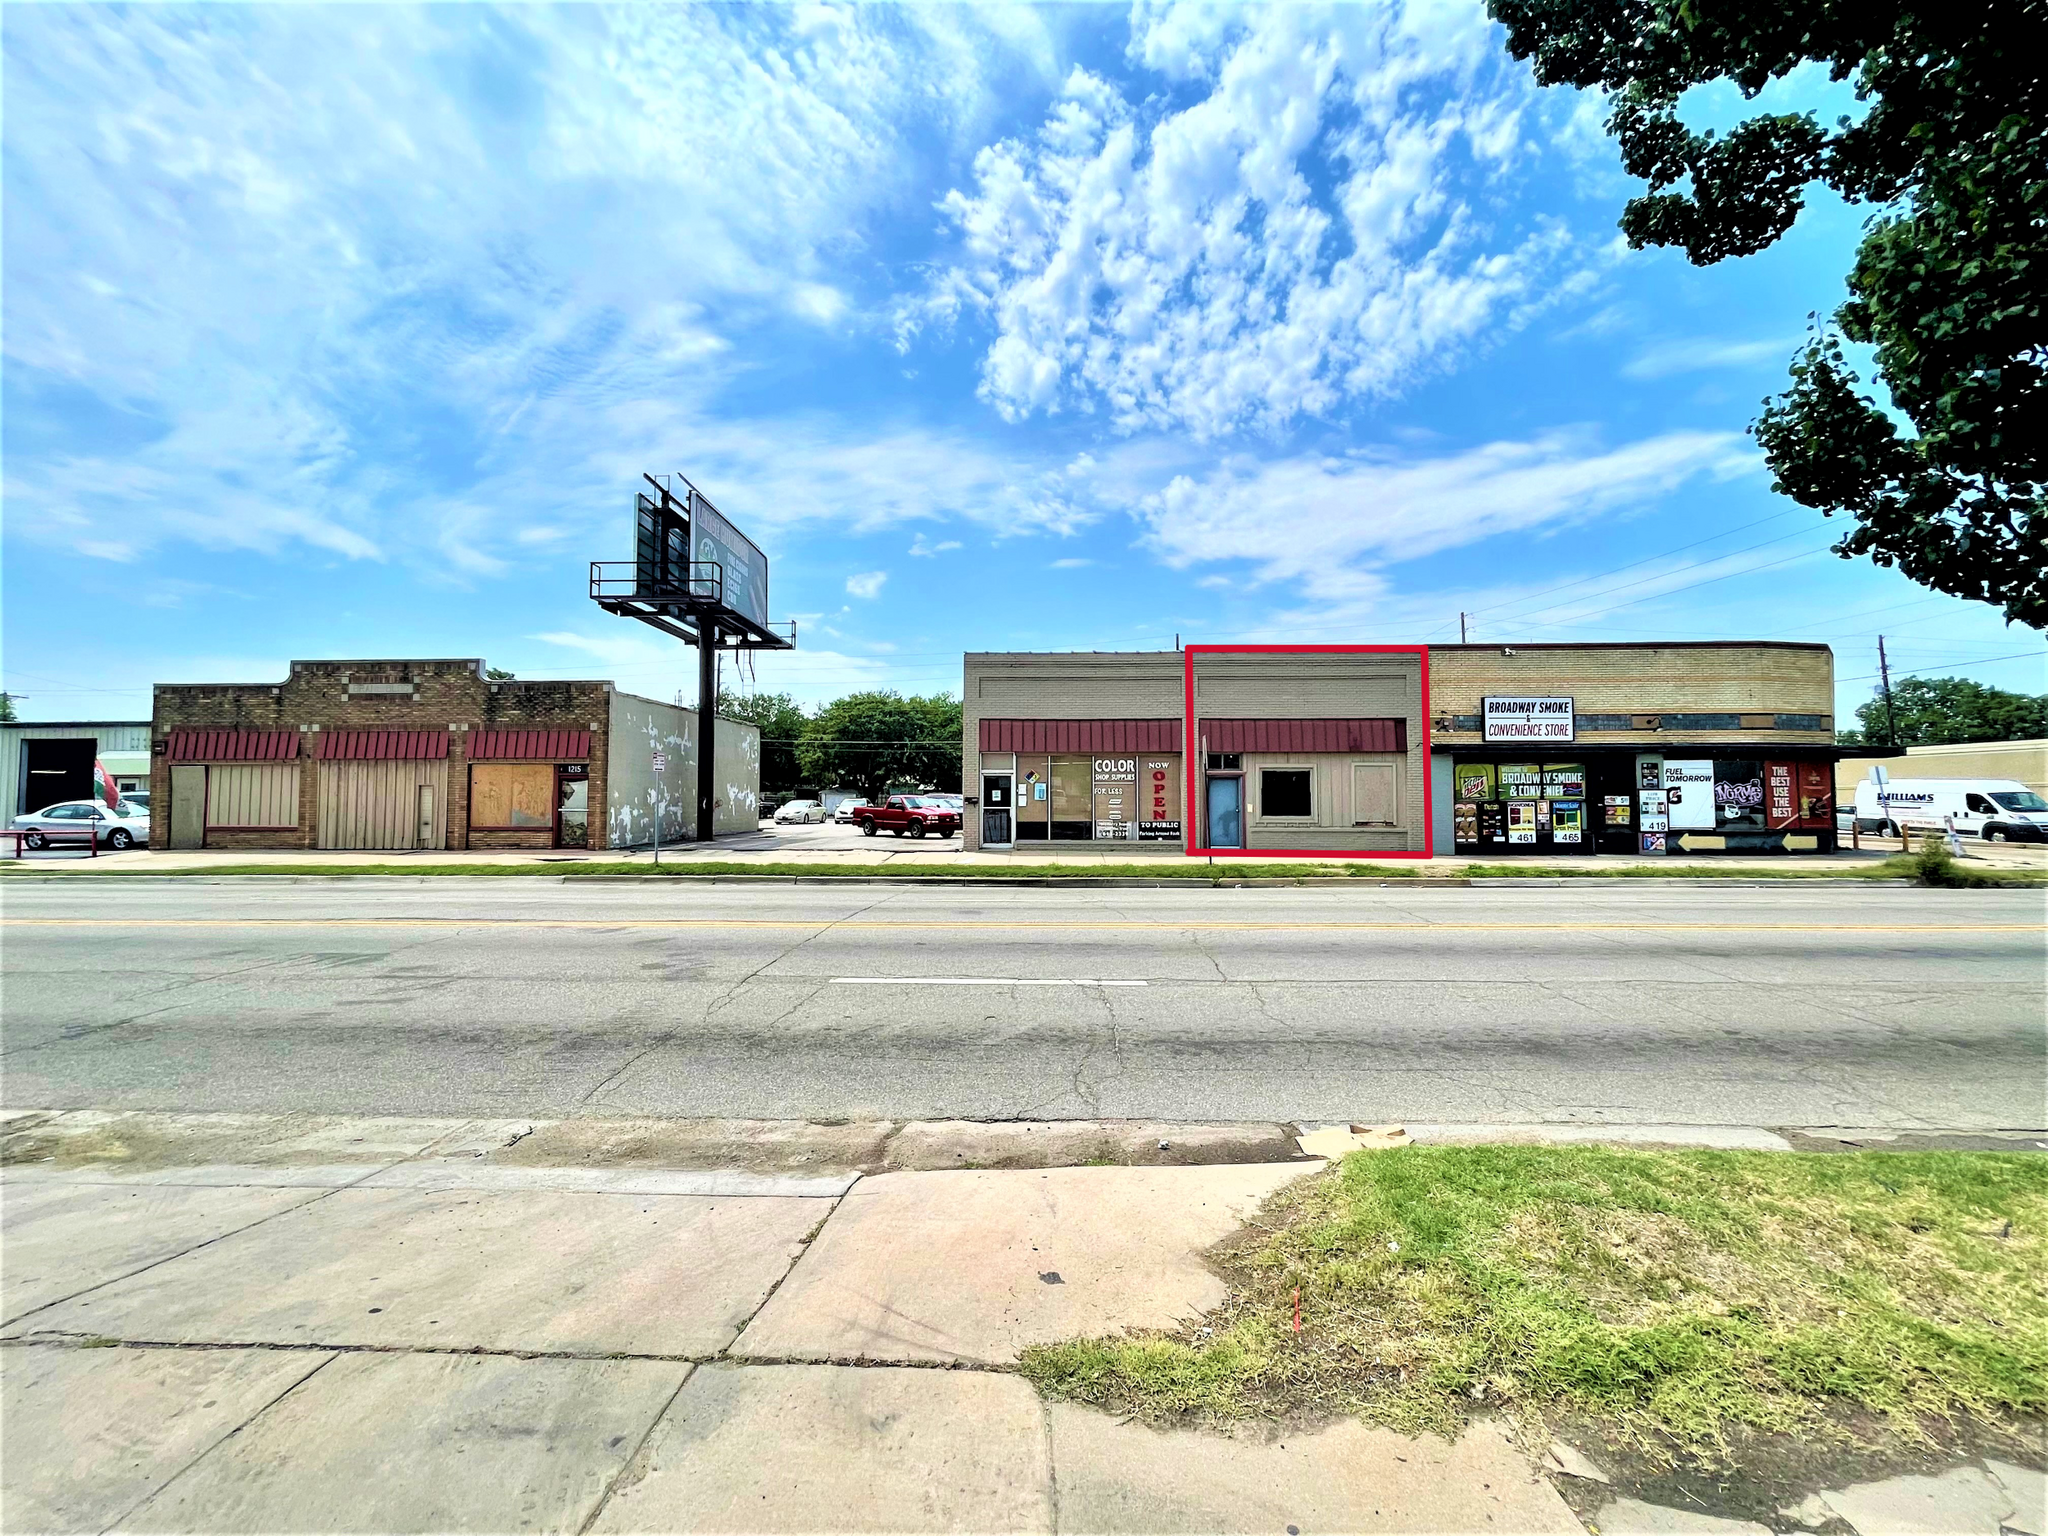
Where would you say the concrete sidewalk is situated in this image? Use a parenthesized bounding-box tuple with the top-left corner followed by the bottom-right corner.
(2, 1116, 2040, 1534)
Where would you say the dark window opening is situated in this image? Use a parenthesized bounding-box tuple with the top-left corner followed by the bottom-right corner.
(1261, 768, 1312, 818)
(1206, 752, 1241, 771)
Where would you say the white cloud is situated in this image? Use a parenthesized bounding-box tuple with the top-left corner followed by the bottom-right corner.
(1126, 428, 1754, 602)
(916, 4, 1599, 437)
(845, 570, 888, 599)
(909, 534, 964, 556)
(1622, 336, 1799, 380)
(1048, 557, 1093, 568)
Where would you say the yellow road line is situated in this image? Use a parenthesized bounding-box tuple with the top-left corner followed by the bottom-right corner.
(0, 918, 2038, 934)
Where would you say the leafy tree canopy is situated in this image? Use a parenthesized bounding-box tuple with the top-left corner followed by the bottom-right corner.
(1488, 0, 2046, 626)
(797, 691, 961, 801)
(483, 666, 515, 680)
(0, 693, 17, 723)
(1839, 674, 2047, 747)
(716, 689, 810, 795)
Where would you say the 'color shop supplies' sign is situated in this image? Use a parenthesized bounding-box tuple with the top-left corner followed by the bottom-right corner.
(1484, 697, 1575, 742)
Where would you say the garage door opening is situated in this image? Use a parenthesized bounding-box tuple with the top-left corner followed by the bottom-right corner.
(21, 739, 96, 814)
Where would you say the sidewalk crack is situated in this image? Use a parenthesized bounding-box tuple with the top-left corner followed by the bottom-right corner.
(574, 1368, 691, 1536)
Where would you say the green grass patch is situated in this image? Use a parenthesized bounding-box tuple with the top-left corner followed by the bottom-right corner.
(1020, 1145, 2048, 1462)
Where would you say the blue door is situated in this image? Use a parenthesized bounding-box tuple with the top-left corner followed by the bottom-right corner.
(1206, 775, 1243, 848)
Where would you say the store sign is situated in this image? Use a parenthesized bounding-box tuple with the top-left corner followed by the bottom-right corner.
(1766, 762, 1797, 829)
(1484, 696, 1574, 743)
(1500, 763, 1544, 799)
(1663, 760, 1716, 831)
(1092, 756, 1136, 839)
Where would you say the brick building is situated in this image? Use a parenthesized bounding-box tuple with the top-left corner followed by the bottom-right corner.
(149, 659, 758, 852)
(963, 642, 1839, 857)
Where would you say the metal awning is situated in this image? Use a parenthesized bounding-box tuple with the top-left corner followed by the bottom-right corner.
(315, 730, 448, 761)
(165, 729, 299, 762)
(469, 729, 591, 761)
(980, 719, 1183, 753)
(1200, 718, 1407, 753)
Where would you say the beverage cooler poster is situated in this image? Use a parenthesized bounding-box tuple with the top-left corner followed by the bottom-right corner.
(1507, 801, 1538, 844)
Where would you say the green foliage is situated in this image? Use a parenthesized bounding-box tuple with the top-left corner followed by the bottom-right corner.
(1846, 675, 2047, 749)
(0, 693, 17, 723)
(795, 690, 962, 800)
(483, 667, 515, 680)
(717, 689, 810, 794)
(1023, 1146, 2048, 1460)
(1487, 0, 2047, 626)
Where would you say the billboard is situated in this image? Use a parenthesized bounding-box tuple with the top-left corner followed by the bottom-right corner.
(688, 488, 771, 633)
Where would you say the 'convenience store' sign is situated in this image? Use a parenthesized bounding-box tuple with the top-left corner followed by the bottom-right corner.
(1483, 696, 1575, 742)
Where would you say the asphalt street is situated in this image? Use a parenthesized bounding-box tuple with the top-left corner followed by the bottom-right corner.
(2, 879, 2042, 1130)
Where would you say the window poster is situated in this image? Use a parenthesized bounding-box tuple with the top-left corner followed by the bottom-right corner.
(1454, 802, 1479, 844)
(1638, 787, 1668, 833)
(1637, 755, 1664, 792)
(1796, 761, 1833, 826)
(1536, 800, 1552, 832)
(1713, 759, 1765, 829)
(1454, 762, 1497, 801)
(1478, 800, 1509, 846)
(1602, 795, 1631, 827)
(1507, 801, 1538, 843)
(1092, 756, 1137, 839)
(1542, 764, 1586, 798)
(1138, 757, 1181, 840)
(1662, 760, 1716, 831)
(1500, 763, 1543, 799)
(1550, 799, 1584, 843)
(1640, 831, 1667, 854)
(1766, 761, 1798, 829)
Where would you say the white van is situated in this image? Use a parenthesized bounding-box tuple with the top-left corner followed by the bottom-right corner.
(1852, 777, 2048, 842)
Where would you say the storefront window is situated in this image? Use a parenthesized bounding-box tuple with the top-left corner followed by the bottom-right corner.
(1260, 768, 1312, 818)
(1050, 755, 1092, 839)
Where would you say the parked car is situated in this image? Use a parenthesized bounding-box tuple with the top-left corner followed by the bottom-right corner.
(834, 798, 868, 825)
(12, 799, 151, 851)
(856, 795, 962, 839)
(1853, 777, 2048, 842)
(773, 799, 827, 825)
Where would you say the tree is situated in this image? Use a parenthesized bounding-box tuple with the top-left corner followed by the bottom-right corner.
(716, 689, 809, 794)
(484, 667, 515, 680)
(1840, 675, 2046, 748)
(797, 691, 961, 801)
(0, 693, 16, 723)
(1487, 0, 2047, 627)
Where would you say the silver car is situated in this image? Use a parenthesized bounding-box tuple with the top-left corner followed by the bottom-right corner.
(773, 799, 826, 825)
(12, 798, 151, 851)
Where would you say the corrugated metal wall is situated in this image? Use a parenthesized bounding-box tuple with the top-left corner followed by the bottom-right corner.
(1, 723, 150, 817)
(316, 761, 447, 849)
(206, 765, 301, 828)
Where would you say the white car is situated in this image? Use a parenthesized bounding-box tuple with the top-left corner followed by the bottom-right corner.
(833, 798, 868, 825)
(773, 799, 826, 825)
(12, 799, 151, 851)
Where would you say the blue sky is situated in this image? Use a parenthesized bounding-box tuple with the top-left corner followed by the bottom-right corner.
(5, 3, 2042, 724)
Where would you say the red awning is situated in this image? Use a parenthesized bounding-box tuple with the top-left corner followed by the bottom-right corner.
(165, 729, 299, 763)
(468, 729, 590, 761)
(1200, 718, 1407, 753)
(980, 718, 1183, 753)
(316, 730, 449, 761)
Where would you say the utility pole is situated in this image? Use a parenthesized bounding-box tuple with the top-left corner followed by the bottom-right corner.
(1876, 635, 1900, 748)
(1459, 612, 1467, 643)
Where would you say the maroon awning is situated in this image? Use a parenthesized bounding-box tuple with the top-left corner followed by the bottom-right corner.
(468, 729, 590, 761)
(316, 729, 448, 761)
(980, 718, 1183, 753)
(164, 729, 299, 763)
(1200, 717, 1407, 753)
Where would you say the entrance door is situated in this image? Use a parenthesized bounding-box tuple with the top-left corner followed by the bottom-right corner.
(416, 784, 437, 849)
(980, 772, 1013, 846)
(555, 770, 589, 849)
(169, 765, 206, 849)
(1206, 775, 1243, 848)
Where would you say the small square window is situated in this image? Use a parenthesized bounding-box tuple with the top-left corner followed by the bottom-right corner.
(1261, 768, 1312, 818)
(1206, 753, 1241, 771)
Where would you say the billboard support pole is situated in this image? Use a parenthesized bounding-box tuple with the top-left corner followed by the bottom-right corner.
(697, 621, 718, 843)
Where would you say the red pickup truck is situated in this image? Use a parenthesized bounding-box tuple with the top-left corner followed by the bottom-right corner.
(856, 795, 962, 839)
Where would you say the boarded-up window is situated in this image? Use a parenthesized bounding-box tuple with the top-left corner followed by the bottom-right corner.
(206, 765, 300, 828)
(1352, 762, 1398, 826)
(470, 764, 555, 828)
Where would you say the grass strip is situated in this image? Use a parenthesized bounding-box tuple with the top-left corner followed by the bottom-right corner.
(1021, 1145, 2048, 1463)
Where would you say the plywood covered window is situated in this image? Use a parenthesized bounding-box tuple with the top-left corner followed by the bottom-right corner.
(206, 765, 300, 828)
(470, 763, 556, 828)
(1352, 762, 1398, 826)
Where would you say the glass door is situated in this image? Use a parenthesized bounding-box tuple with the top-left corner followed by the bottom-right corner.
(980, 772, 1013, 847)
(1206, 774, 1243, 848)
(555, 768, 589, 848)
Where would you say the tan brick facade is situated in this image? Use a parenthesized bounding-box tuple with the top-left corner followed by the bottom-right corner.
(961, 642, 1835, 857)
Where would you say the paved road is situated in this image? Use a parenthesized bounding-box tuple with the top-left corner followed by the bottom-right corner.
(2, 880, 2041, 1129)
